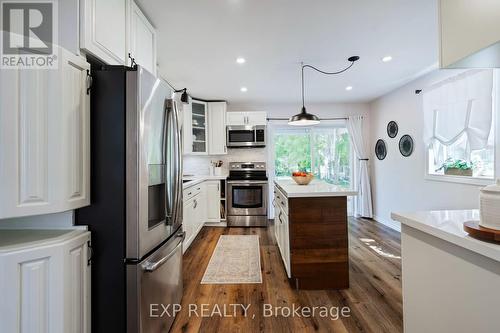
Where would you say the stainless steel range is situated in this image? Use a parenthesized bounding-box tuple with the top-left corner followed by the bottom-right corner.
(227, 162, 268, 227)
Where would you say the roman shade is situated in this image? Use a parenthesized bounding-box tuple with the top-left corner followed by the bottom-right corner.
(423, 70, 494, 150)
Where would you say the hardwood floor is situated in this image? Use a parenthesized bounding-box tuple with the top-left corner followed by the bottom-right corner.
(171, 218, 402, 333)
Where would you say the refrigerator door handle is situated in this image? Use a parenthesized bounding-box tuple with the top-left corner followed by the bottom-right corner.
(142, 231, 186, 272)
(175, 103, 183, 224)
(172, 101, 183, 225)
(165, 100, 176, 223)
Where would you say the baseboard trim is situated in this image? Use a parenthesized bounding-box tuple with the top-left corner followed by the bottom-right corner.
(373, 215, 401, 232)
(204, 221, 228, 227)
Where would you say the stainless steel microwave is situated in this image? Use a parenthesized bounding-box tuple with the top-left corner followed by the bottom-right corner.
(226, 125, 266, 148)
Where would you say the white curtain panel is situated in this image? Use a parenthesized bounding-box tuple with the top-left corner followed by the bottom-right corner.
(423, 70, 494, 150)
(347, 116, 373, 218)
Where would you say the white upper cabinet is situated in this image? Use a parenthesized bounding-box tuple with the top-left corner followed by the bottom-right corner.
(80, 0, 157, 70)
(62, 53, 91, 210)
(81, 0, 128, 65)
(226, 112, 247, 126)
(189, 100, 209, 155)
(226, 111, 267, 126)
(208, 102, 227, 155)
(246, 112, 267, 125)
(439, 0, 500, 68)
(182, 101, 193, 155)
(0, 48, 90, 219)
(128, 1, 157, 75)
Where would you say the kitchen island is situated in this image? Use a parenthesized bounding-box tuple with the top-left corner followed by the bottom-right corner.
(273, 179, 357, 289)
(392, 210, 500, 333)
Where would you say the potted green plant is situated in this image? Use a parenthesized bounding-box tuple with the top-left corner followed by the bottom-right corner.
(436, 158, 473, 177)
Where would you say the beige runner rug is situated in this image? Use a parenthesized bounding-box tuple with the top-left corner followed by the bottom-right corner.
(201, 235, 262, 284)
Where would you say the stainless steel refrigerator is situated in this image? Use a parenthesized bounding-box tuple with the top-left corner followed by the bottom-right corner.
(76, 64, 184, 333)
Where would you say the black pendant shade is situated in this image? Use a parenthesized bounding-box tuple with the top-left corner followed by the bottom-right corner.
(288, 56, 360, 126)
(288, 106, 320, 126)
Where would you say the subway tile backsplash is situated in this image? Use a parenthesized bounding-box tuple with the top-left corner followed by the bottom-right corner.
(183, 148, 267, 176)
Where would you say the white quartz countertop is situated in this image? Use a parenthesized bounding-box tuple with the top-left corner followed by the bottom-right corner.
(274, 179, 358, 198)
(183, 175, 227, 189)
(391, 210, 500, 263)
(0, 229, 87, 252)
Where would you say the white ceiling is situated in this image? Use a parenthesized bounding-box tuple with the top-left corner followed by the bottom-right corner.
(137, 0, 438, 105)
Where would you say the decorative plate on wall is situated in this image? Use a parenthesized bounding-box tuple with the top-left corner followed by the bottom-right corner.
(399, 135, 414, 157)
(387, 121, 398, 138)
(375, 139, 387, 160)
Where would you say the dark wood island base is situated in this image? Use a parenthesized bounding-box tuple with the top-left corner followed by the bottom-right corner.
(274, 180, 355, 290)
(289, 196, 349, 289)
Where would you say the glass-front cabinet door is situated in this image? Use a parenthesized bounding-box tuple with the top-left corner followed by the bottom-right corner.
(191, 100, 208, 154)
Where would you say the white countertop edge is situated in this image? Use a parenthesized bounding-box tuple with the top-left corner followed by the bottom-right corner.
(391, 211, 500, 263)
(274, 179, 358, 198)
(0, 229, 89, 253)
(183, 175, 227, 189)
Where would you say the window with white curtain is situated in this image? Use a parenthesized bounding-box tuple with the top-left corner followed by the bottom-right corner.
(424, 70, 497, 183)
(273, 123, 353, 187)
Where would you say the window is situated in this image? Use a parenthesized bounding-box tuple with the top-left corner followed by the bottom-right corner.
(424, 70, 497, 184)
(427, 124, 495, 179)
(274, 125, 352, 187)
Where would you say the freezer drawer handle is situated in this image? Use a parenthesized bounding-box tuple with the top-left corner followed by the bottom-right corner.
(142, 231, 186, 272)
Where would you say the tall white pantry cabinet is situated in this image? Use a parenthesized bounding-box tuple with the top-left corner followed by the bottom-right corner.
(0, 230, 91, 333)
(0, 48, 90, 219)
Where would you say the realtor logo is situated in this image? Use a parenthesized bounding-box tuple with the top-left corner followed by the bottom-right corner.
(1, 0, 58, 68)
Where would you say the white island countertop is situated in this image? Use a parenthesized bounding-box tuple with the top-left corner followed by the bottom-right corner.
(391, 210, 500, 263)
(274, 178, 358, 198)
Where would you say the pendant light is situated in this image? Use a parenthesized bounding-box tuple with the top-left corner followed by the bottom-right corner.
(288, 56, 360, 126)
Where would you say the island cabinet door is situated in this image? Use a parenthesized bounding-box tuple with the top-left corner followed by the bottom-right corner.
(288, 196, 349, 290)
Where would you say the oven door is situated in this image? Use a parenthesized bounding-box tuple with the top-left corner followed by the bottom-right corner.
(227, 181, 268, 216)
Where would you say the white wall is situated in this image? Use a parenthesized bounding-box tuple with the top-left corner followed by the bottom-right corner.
(369, 69, 498, 230)
(0, 211, 76, 229)
(183, 103, 370, 174)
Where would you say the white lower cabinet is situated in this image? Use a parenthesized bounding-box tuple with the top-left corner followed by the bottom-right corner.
(183, 180, 224, 252)
(0, 230, 91, 333)
(274, 186, 291, 277)
(183, 183, 207, 252)
(0, 48, 90, 219)
(183, 197, 195, 252)
(205, 181, 221, 222)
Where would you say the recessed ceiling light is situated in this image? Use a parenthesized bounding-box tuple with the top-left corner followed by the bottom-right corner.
(345, 86, 353, 91)
(240, 87, 248, 92)
(236, 57, 246, 64)
(382, 56, 393, 62)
